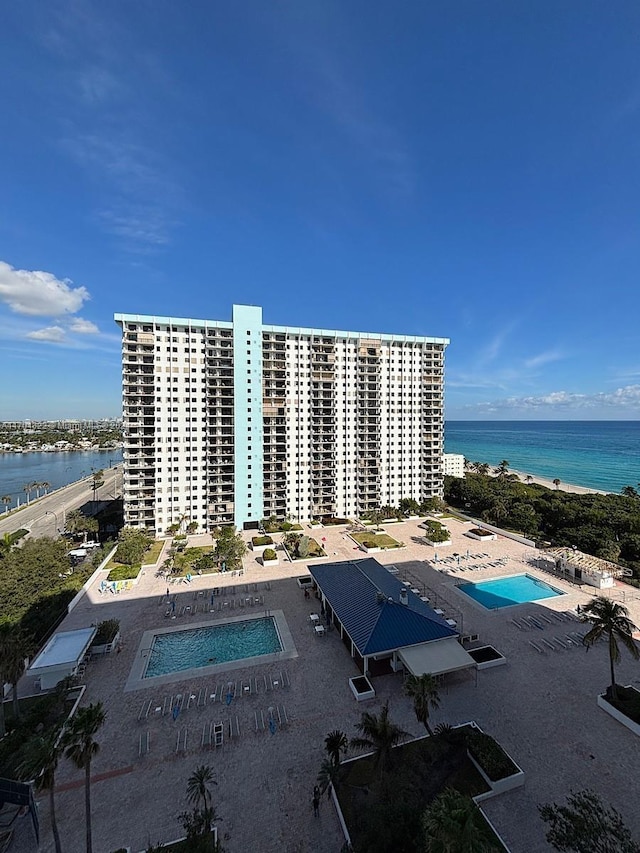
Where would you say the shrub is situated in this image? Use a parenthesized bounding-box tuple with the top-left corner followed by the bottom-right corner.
(263, 548, 277, 561)
(107, 564, 141, 582)
(252, 535, 274, 547)
(92, 619, 120, 645)
(463, 727, 518, 781)
(423, 520, 450, 542)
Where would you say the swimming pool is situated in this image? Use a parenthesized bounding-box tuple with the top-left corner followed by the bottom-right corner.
(456, 574, 564, 610)
(144, 617, 283, 678)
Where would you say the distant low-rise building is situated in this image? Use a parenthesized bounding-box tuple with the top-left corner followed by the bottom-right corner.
(443, 453, 465, 478)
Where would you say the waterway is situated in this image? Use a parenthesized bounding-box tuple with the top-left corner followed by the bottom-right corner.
(0, 448, 123, 507)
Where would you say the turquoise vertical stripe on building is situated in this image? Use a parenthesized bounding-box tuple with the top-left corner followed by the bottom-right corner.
(233, 305, 264, 527)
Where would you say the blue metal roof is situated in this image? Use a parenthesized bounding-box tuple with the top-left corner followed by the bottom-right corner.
(308, 558, 458, 656)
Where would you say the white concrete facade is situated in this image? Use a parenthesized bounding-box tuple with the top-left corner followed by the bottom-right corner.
(443, 453, 465, 478)
(115, 306, 449, 534)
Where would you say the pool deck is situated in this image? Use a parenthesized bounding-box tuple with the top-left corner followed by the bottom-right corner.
(12, 516, 640, 853)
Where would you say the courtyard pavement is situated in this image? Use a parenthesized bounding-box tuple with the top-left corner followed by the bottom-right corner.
(10, 516, 640, 853)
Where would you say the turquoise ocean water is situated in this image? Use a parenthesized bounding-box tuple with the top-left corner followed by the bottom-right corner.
(445, 421, 640, 494)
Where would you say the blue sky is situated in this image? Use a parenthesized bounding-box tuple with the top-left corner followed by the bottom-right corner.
(2, 1, 640, 420)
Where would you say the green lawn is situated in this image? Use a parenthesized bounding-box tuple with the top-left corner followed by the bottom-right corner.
(351, 531, 402, 549)
(105, 540, 164, 575)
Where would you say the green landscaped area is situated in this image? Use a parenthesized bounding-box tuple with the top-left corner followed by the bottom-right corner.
(335, 733, 505, 853)
(171, 547, 217, 577)
(105, 539, 163, 571)
(292, 538, 326, 559)
(351, 531, 402, 549)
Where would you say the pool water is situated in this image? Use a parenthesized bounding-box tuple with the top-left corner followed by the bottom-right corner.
(144, 617, 282, 678)
(457, 574, 564, 610)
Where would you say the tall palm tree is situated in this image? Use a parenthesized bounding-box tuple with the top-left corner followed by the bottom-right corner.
(41, 481, 51, 496)
(62, 702, 106, 853)
(23, 483, 32, 504)
(324, 729, 349, 766)
(186, 765, 217, 812)
(351, 700, 408, 774)
(1, 495, 11, 513)
(17, 731, 63, 853)
(404, 673, 441, 735)
(477, 462, 490, 476)
(423, 787, 495, 853)
(581, 597, 639, 700)
(0, 624, 33, 719)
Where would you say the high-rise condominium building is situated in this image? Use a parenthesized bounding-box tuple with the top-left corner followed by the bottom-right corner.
(115, 305, 448, 535)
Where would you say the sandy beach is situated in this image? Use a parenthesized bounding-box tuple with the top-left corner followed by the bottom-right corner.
(509, 469, 610, 496)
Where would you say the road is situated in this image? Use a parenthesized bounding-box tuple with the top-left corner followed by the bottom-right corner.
(0, 464, 123, 539)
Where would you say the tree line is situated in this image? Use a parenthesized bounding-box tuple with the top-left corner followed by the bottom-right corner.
(445, 464, 640, 581)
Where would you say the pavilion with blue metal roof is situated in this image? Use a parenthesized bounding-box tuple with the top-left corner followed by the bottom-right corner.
(307, 557, 476, 678)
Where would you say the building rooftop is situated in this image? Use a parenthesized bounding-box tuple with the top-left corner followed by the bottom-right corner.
(308, 557, 458, 656)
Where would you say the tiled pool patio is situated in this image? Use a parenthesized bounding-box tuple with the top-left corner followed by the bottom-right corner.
(11, 516, 640, 852)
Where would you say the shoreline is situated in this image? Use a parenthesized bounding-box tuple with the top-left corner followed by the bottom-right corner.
(506, 469, 610, 496)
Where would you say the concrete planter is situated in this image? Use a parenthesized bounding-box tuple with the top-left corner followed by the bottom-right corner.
(424, 538, 452, 547)
(469, 750, 525, 798)
(262, 557, 279, 566)
(465, 530, 497, 542)
(468, 645, 507, 670)
(251, 539, 274, 554)
(349, 675, 375, 702)
(597, 689, 640, 737)
(134, 825, 217, 852)
(90, 629, 121, 657)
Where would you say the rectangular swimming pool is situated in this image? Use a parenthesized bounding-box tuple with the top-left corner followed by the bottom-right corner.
(456, 573, 564, 610)
(144, 617, 282, 678)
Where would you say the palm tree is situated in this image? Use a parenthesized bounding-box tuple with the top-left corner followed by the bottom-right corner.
(404, 673, 441, 735)
(17, 731, 63, 853)
(41, 481, 51, 496)
(186, 764, 217, 811)
(553, 478, 561, 490)
(62, 702, 106, 853)
(581, 598, 639, 701)
(1, 495, 11, 513)
(0, 532, 13, 556)
(324, 729, 349, 766)
(23, 483, 32, 504)
(477, 462, 490, 476)
(317, 757, 341, 800)
(0, 624, 33, 719)
(423, 787, 495, 853)
(493, 460, 510, 479)
(525, 475, 533, 486)
(351, 700, 408, 773)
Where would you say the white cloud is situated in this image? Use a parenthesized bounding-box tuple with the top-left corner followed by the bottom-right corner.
(69, 317, 99, 334)
(524, 349, 564, 369)
(26, 326, 67, 343)
(0, 261, 90, 316)
(466, 385, 640, 414)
